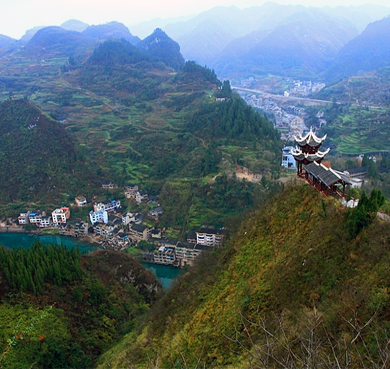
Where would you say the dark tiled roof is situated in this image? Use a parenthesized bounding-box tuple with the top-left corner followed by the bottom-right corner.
(345, 166, 367, 175)
(195, 244, 213, 251)
(131, 224, 148, 232)
(159, 238, 178, 246)
(305, 162, 352, 186)
(177, 241, 195, 250)
(187, 231, 196, 239)
(197, 227, 227, 235)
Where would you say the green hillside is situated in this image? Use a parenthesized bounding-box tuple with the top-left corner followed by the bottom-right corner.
(307, 66, 390, 156)
(98, 184, 390, 368)
(0, 99, 99, 202)
(315, 65, 390, 108)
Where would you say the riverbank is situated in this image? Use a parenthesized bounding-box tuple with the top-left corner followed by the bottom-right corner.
(0, 226, 27, 233)
(0, 225, 103, 247)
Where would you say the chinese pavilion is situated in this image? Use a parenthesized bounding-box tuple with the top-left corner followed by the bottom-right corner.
(292, 127, 352, 197)
(292, 127, 330, 175)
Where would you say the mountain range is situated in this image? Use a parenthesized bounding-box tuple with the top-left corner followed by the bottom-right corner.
(324, 15, 390, 81)
(1, 3, 390, 81)
(135, 2, 390, 81)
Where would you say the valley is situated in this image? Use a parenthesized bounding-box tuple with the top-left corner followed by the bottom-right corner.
(0, 2, 390, 368)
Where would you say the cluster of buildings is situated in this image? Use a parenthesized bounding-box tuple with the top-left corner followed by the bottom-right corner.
(14, 180, 228, 267)
(237, 92, 310, 141)
(235, 77, 328, 142)
(124, 183, 156, 205)
(18, 207, 71, 228)
(235, 77, 325, 97)
(284, 80, 325, 97)
(143, 226, 227, 267)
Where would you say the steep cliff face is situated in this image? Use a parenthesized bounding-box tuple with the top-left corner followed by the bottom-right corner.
(98, 184, 390, 368)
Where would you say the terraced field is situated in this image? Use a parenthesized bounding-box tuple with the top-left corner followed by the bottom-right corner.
(323, 106, 390, 155)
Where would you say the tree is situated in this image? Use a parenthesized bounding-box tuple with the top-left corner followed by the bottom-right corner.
(71, 287, 83, 303)
(347, 189, 385, 238)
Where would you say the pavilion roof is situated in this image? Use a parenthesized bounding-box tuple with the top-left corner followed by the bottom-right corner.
(292, 147, 330, 162)
(305, 162, 352, 187)
(295, 127, 327, 147)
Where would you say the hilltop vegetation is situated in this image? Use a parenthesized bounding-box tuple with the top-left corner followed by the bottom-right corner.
(0, 99, 99, 203)
(0, 244, 161, 368)
(98, 184, 390, 368)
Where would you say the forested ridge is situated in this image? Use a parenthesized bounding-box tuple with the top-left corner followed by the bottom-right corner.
(189, 97, 279, 142)
(0, 243, 82, 295)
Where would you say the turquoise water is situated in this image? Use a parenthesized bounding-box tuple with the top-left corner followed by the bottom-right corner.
(0, 232, 98, 253)
(142, 262, 183, 290)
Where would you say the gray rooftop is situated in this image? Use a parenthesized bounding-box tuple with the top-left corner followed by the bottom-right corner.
(305, 162, 352, 187)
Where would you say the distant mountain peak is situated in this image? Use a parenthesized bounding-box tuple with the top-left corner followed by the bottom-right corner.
(137, 29, 184, 70)
(22, 26, 91, 58)
(61, 19, 89, 33)
(82, 21, 140, 44)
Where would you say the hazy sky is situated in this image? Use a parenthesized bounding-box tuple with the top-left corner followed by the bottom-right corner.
(1, 0, 389, 39)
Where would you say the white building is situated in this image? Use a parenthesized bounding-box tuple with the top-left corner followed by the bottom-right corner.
(18, 210, 29, 225)
(39, 216, 52, 228)
(52, 207, 70, 225)
(196, 226, 227, 247)
(281, 146, 297, 169)
(122, 212, 135, 225)
(93, 200, 121, 212)
(89, 210, 108, 225)
(75, 196, 87, 206)
(28, 212, 43, 227)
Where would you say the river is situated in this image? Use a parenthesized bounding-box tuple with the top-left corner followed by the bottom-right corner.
(0, 233, 182, 290)
(142, 262, 183, 290)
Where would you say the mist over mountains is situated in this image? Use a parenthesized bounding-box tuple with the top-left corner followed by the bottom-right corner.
(0, 2, 390, 82)
(1, 2, 390, 82)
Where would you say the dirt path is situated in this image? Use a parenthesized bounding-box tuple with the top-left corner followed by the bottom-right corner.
(194, 135, 208, 149)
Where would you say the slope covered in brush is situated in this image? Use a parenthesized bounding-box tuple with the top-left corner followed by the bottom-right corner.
(98, 184, 390, 368)
(0, 245, 161, 368)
